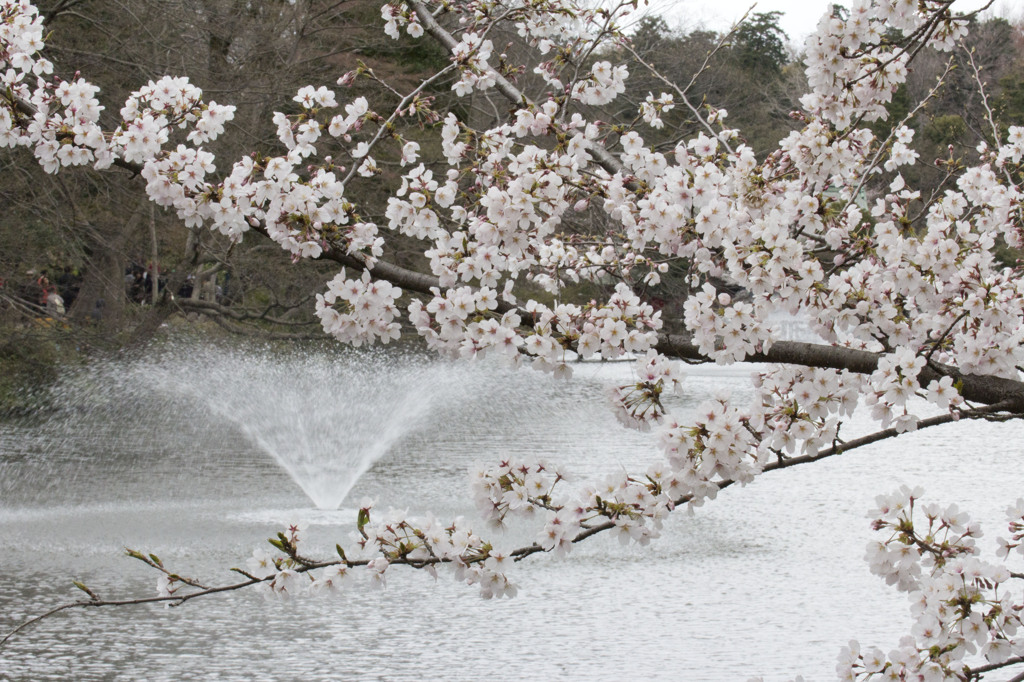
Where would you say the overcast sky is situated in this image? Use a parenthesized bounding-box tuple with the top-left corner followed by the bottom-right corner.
(648, 0, 1021, 44)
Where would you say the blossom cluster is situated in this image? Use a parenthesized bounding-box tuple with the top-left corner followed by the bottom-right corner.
(316, 269, 403, 346)
(757, 366, 861, 457)
(571, 60, 628, 106)
(657, 393, 768, 506)
(683, 286, 774, 364)
(470, 457, 672, 552)
(355, 506, 517, 599)
(448, 32, 496, 97)
(864, 349, 963, 431)
(639, 92, 674, 129)
(608, 350, 685, 429)
(839, 487, 1024, 680)
(381, 3, 424, 41)
(1, 5, 235, 177)
(801, 0, 965, 129)
(408, 281, 663, 378)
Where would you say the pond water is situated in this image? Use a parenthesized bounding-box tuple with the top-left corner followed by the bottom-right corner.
(0, 346, 1021, 680)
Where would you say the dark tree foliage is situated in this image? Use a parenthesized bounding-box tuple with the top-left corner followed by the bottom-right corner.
(620, 11, 801, 159)
(732, 11, 788, 76)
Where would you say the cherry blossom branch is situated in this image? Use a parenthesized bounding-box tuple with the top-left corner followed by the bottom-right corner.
(841, 0, 985, 91)
(0, 575, 271, 648)
(3, 88, 143, 175)
(408, 0, 628, 178)
(531, 401, 1016, 555)
(9, 1, 1019, 417)
(5, 1, 1024, 669)
(771, 402, 1015, 469)
(619, 43, 735, 155)
(173, 297, 321, 327)
(7, 90, 1021, 413)
(336, 61, 459, 189)
(923, 311, 969, 366)
(978, 661, 1024, 682)
(962, 39, 1021, 187)
(209, 316, 325, 341)
(842, 57, 954, 210)
(0, 550, 376, 648)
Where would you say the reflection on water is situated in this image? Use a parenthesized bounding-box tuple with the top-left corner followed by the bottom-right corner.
(1, 349, 1022, 680)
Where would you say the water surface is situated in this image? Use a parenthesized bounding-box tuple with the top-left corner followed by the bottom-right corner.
(0, 350, 1020, 680)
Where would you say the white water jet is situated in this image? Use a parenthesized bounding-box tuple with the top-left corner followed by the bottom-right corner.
(132, 345, 464, 510)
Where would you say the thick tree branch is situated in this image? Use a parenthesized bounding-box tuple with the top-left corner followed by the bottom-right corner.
(209, 315, 325, 340)
(966, 655, 1024, 680)
(656, 336, 1024, 411)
